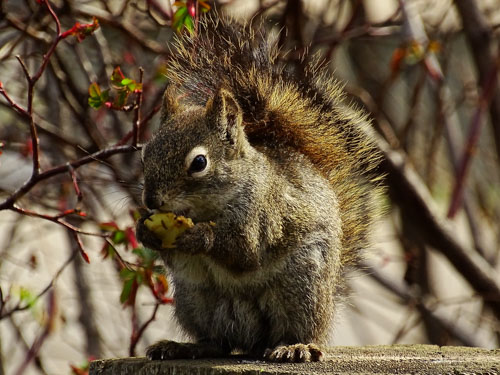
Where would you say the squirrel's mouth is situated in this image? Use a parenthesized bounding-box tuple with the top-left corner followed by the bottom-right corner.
(158, 204, 191, 218)
(173, 208, 191, 217)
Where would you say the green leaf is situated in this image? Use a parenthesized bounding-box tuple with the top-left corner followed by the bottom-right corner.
(132, 247, 144, 258)
(120, 277, 135, 303)
(111, 67, 125, 87)
(112, 230, 126, 244)
(101, 89, 109, 101)
(135, 271, 143, 285)
(113, 90, 129, 108)
(173, 6, 188, 32)
(126, 82, 137, 92)
(88, 82, 101, 98)
(88, 82, 105, 109)
(88, 87, 109, 109)
(184, 15, 194, 33)
(121, 78, 133, 86)
(19, 287, 38, 309)
(88, 96, 102, 109)
(133, 247, 158, 266)
(119, 267, 135, 280)
(133, 82, 143, 92)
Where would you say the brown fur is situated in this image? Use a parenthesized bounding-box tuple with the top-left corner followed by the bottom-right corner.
(136, 15, 382, 363)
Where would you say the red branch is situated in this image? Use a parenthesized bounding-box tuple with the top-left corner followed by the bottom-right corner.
(71, 231, 91, 263)
(116, 104, 161, 146)
(132, 68, 144, 146)
(129, 303, 160, 356)
(10, 206, 104, 237)
(0, 145, 137, 211)
(0, 0, 110, 212)
(68, 164, 83, 204)
(20, 0, 63, 176)
(0, 83, 30, 118)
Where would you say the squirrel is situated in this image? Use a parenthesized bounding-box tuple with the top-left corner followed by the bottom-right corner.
(136, 15, 382, 363)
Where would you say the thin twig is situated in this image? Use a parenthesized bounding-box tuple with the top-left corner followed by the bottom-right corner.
(9, 206, 105, 237)
(14, 55, 31, 82)
(378, 134, 500, 317)
(71, 230, 91, 263)
(129, 303, 160, 356)
(33, 0, 62, 85)
(104, 238, 134, 271)
(8, 317, 50, 375)
(21, 0, 66, 176)
(1, 251, 77, 320)
(75, 4, 169, 55)
(116, 103, 162, 146)
(13, 290, 56, 375)
(68, 164, 83, 204)
(0, 144, 137, 211)
(0, 84, 30, 117)
(454, 0, 500, 164)
(447, 61, 499, 217)
(132, 68, 144, 147)
(362, 260, 487, 347)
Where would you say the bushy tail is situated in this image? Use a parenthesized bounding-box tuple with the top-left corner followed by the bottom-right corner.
(167, 15, 383, 269)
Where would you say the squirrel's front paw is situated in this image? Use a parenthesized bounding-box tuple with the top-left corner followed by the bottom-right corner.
(175, 222, 214, 254)
(263, 343, 324, 362)
(136, 215, 162, 251)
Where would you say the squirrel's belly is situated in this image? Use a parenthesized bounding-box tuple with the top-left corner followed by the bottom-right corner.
(167, 253, 266, 349)
(173, 278, 280, 350)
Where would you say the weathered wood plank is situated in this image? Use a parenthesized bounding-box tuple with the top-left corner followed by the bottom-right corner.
(90, 345, 500, 375)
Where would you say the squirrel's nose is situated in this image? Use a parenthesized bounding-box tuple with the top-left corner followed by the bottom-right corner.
(143, 190, 162, 210)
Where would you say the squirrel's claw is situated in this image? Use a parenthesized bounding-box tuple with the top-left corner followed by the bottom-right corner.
(263, 343, 324, 363)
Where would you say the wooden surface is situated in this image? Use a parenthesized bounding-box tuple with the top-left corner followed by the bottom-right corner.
(90, 344, 500, 375)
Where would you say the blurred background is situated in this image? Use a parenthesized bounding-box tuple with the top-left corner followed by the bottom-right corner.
(0, 0, 499, 374)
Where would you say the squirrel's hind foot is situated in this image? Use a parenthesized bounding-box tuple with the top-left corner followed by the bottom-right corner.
(263, 343, 324, 362)
(146, 340, 225, 360)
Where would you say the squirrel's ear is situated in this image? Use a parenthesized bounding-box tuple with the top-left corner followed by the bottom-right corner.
(206, 88, 243, 146)
(160, 82, 180, 123)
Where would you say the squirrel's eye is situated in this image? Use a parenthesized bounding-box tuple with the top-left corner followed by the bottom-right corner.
(189, 155, 207, 173)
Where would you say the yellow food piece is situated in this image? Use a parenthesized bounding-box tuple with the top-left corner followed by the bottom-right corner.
(144, 212, 194, 249)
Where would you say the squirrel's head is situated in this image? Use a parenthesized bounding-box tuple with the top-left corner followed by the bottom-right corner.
(141, 85, 250, 220)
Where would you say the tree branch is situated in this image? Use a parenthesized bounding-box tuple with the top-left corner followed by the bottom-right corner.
(0, 145, 138, 211)
(362, 261, 489, 347)
(454, 0, 500, 164)
(377, 135, 500, 316)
